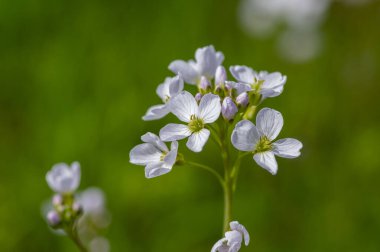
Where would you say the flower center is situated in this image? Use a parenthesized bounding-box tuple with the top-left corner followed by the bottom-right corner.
(254, 136, 272, 153)
(251, 79, 264, 94)
(188, 115, 204, 132)
(163, 95, 170, 103)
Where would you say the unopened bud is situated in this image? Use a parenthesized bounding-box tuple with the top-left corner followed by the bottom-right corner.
(199, 76, 211, 91)
(215, 66, 227, 88)
(236, 92, 249, 107)
(222, 97, 238, 121)
(52, 194, 63, 206)
(195, 93, 202, 102)
(47, 210, 61, 227)
(72, 201, 83, 216)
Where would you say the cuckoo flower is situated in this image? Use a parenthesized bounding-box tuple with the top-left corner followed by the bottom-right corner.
(129, 132, 178, 178)
(168, 45, 224, 85)
(142, 75, 184, 121)
(228, 65, 287, 99)
(160, 91, 221, 152)
(211, 221, 250, 252)
(46, 162, 81, 194)
(231, 108, 302, 175)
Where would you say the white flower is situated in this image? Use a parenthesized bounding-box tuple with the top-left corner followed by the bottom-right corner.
(231, 108, 302, 175)
(159, 91, 221, 152)
(77, 187, 110, 230)
(168, 45, 224, 85)
(129, 132, 178, 178)
(228, 65, 287, 99)
(142, 75, 184, 121)
(211, 221, 250, 252)
(46, 162, 81, 194)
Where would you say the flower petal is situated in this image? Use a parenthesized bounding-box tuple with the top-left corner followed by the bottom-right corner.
(253, 151, 278, 175)
(163, 141, 178, 168)
(145, 162, 171, 179)
(142, 104, 170, 121)
(169, 91, 198, 122)
(225, 81, 252, 95)
(194, 45, 220, 79)
(198, 93, 221, 123)
(186, 129, 210, 152)
(229, 65, 256, 83)
(156, 77, 171, 101)
(168, 74, 184, 97)
(260, 72, 287, 98)
(225, 230, 243, 247)
(211, 238, 229, 252)
(159, 123, 192, 141)
(216, 51, 225, 66)
(129, 143, 162, 165)
(141, 132, 168, 152)
(231, 120, 260, 151)
(168, 60, 199, 84)
(230, 221, 250, 246)
(256, 108, 284, 141)
(273, 138, 302, 158)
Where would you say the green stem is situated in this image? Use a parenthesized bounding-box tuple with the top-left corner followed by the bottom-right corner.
(65, 224, 87, 252)
(186, 161, 224, 188)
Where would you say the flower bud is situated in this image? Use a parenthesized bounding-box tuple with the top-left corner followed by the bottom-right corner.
(236, 92, 249, 107)
(199, 76, 211, 91)
(47, 210, 61, 227)
(222, 97, 238, 121)
(72, 201, 83, 216)
(52, 194, 63, 206)
(195, 93, 202, 102)
(215, 66, 226, 88)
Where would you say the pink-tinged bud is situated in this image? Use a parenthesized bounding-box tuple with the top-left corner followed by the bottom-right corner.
(199, 76, 211, 91)
(215, 66, 227, 87)
(195, 93, 202, 102)
(236, 92, 249, 107)
(222, 97, 238, 121)
(52, 194, 63, 206)
(47, 210, 61, 227)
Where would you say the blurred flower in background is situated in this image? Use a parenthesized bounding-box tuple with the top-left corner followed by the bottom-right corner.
(238, 0, 373, 62)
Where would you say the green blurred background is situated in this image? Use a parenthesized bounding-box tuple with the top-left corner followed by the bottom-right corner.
(1, 0, 380, 251)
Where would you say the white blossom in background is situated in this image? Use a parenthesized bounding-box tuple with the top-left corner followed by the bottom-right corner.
(129, 132, 178, 178)
(77, 188, 111, 247)
(238, 0, 330, 62)
(159, 91, 221, 152)
(169, 45, 224, 85)
(211, 221, 250, 252)
(228, 66, 287, 99)
(142, 75, 184, 121)
(46, 162, 81, 194)
(231, 108, 302, 175)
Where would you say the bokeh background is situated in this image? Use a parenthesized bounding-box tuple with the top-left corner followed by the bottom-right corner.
(1, 0, 380, 251)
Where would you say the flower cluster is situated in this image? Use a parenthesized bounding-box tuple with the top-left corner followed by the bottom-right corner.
(45, 162, 110, 252)
(130, 45, 303, 251)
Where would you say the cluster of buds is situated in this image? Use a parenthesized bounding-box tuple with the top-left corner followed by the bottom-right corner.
(45, 162, 110, 252)
(46, 162, 82, 229)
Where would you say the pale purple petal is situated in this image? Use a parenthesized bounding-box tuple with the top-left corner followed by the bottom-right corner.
(159, 123, 192, 141)
(141, 132, 168, 152)
(231, 120, 260, 151)
(229, 65, 256, 83)
(198, 93, 221, 123)
(168, 74, 184, 97)
(225, 81, 252, 95)
(273, 138, 302, 158)
(186, 129, 210, 152)
(168, 60, 199, 85)
(253, 151, 278, 175)
(142, 104, 170, 121)
(145, 162, 171, 179)
(129, 143, 162, 165)
(169, 91, 199, 122)
(256, 108, 284, 141)
(163, 141, 178, 168)
(230, 221, 250, 246)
